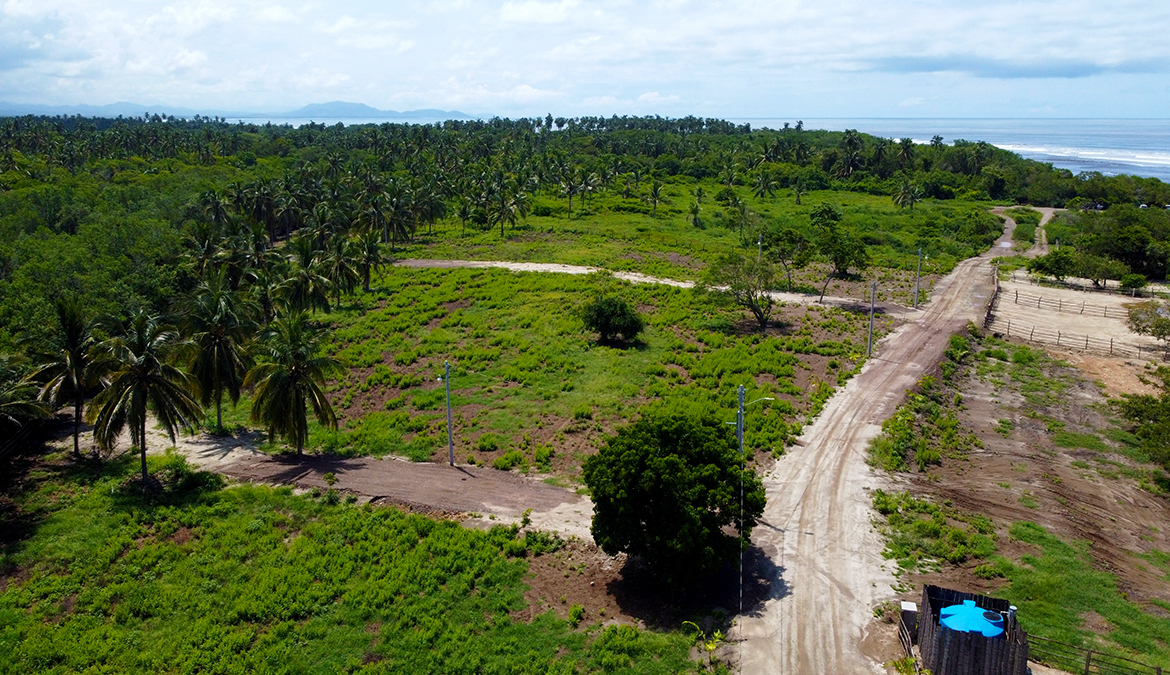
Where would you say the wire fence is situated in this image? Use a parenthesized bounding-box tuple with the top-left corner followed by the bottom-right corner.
(1028, 635, 1163, 675)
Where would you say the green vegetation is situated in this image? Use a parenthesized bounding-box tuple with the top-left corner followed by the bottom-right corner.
(1028, 205, 1170, 284)
(1006, 206, 1040, 249)
(0, 452, 706, 675)
(582, 412, 765, 585)
(579, 293, 644, 344)
(990, 522, 1170, 671)
(871, 490, 996, 571)
(867, 333, 981, 472)
(1115, 365, 1170, 476)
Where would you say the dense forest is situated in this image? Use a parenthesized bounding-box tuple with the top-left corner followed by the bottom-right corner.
(1, 113, 1169, 448)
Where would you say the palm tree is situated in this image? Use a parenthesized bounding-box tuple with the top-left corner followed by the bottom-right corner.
(792, 183, 806, 206)
(87, 311, 203, 485)
(893, 181, 921, 210)
(689, 201, 703, 228)
(0, 354, 49, 434)
(31, 297, 96, 458)
(752, 172, 776, 199)
(898, 138, 916, 169)
(322, 236, 360, 310)
(278, 235, 333, 314)
(355, 231, 389, 292)
(245, 313, 340, 457)
(693, 186, 705, 204)
(178, 272, 255, 432)
(643, 180, 667, 217)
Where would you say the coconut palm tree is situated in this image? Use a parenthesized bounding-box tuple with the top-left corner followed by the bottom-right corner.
(278, 235, 333, 314)
(322, 236, 360, 310)
(643, 180, 667, 217)
(752, 172, 776, 199)
(355, 230, 389, 293)
(893, 181, 921, 210)
(31, 297, 97, 458)
(0, 353, 49, 434)
(689, 201, 703, 228)
(898, 138, 916, 169)
(245, 313, 340, 457)
(793, 182, 806, 206)
(178, 272, 255, 432)
(87, 311, 203, 485)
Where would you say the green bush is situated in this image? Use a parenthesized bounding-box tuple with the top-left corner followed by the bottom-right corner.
(492, 450, 527, 471)
(580, 295, 645, 343)
(568, 604, 586, 628)
(477, 433, 500, 453)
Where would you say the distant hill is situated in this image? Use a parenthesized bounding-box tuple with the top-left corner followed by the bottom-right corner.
(280, 101, 474, 120)
(0, 100, 478, 122)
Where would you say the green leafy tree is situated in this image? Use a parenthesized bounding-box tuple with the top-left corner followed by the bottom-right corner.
(178, 272, 255, 431)
(1114, 365, 1170, 470)
(752, 171, 776, 199)
(701, 253, 777, 332)
(245, 313, 340, 457)
(1073, 252, 1128, 287)
(582, 412, 765, 586)
(1127, 301, 1170, 344)
(278, 235, 333, 314)
(811, 203, 869, 276)
(580, 296, 645, 344)
(688, 201, 703, 229)
(30, 297, 96, 458)
(762, 226, 814, 291)
(1026, 248, 1077, 281)
(87, 311, 203, 485)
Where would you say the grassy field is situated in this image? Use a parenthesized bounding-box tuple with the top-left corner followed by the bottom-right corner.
(212, 266, 896, 478)
(0, 451, 713, 675)
(400, 182, 1004, 285)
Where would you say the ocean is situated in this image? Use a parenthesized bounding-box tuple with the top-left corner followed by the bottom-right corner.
(228, 115, 1170, 183)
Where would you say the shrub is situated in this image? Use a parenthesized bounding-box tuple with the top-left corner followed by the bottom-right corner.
(568, 604, 585, 628)
(477, 433, 500, 453)
(492, 450, 526, 471)
(579, 295, 645, 343)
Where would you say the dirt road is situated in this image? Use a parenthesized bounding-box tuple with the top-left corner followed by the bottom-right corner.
(393, 259, 915, 317)
(990, 206, 1059, 258)
(737, 226, 1010, 674)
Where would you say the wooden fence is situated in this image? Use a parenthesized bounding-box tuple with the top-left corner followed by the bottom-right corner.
(984, 317, 1159, 360)
(1004, 289, 1123, 319)
(1028, 635, 1163, 675)
(1006, 272, 1157, 298)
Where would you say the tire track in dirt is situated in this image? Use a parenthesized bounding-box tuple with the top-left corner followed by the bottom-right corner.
(737, 226, 1011, 674)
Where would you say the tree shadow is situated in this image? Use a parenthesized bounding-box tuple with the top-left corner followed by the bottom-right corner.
(604, 544, 788, 631)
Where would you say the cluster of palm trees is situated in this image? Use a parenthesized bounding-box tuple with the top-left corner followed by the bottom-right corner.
(0, 210, 374, 483)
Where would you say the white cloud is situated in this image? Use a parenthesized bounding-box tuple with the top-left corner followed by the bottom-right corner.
(637, 91, 680, 104)
(0, 0, 1167, 116)
(500, 0, 579, 24)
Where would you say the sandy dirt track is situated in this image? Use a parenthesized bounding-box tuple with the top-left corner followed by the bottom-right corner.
(737, 225, 1009, 674)
(392, 258, 916, 317)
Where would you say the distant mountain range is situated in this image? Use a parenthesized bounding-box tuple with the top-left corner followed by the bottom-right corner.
(0, 100, 477, 122)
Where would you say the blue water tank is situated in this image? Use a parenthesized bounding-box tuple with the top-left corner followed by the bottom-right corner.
(940, 600, 1005, 638)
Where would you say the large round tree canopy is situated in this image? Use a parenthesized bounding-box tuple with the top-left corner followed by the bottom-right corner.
(582, 411, 766, 586)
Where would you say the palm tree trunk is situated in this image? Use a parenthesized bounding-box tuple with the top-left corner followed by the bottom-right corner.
(140, 417, 149, 486)
(72, 396, 82, 458)
(216, 393, 223, 431)
(363, 267, 371, 293)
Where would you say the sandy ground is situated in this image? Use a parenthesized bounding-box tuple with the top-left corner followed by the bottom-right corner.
(737, 220, 1011, 675)
(392, 259, 917, 318)
(991, 278, 1159, 351)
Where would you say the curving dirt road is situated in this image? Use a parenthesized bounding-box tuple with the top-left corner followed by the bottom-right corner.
(737, 222, 1012, 674)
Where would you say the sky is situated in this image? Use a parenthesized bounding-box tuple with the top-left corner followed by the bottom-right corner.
(1, 0, 1168, 118)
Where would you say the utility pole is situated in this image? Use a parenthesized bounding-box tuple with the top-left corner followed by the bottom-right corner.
(868, 282, 877, 356)
(736, 384, 745, 671)
(757, 233, 762, 262)
(914, 247, 922, 309)
(444, 361, 453, 466)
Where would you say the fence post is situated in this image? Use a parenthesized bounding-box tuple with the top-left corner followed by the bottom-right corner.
(1030, 327, 1035, 340)
(1084, 649, 1092, 675)
(1081, 301, 1085, 314)
(1007, 320, 1011, 338)
(1038, 296, 1042, 308)
(1111, 338, 1114, 355)
(1059, 298, 1063, 311)
(1015, 290, 1019, 303)
(1057, 331, 1061, 346)
(1085, 335, 1089, 350)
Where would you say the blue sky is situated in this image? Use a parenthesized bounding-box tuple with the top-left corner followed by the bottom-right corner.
(1, 0, 1167, 118)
